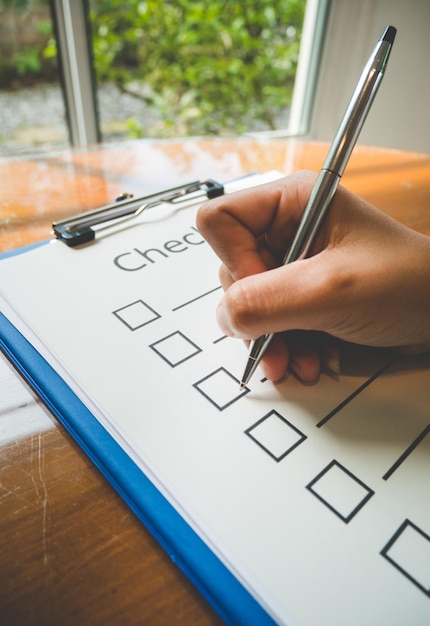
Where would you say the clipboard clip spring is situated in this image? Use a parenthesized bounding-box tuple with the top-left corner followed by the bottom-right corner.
(52, 179, 224, 247)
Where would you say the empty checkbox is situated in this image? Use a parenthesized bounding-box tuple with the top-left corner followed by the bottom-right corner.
(306, 460, 374, 522)
(113, 300, 160, 330)
(381, 519, 430, 596)
(150, 331, 201, 367)
(245, 410, 307, 461)
(193, 367, 249, 411)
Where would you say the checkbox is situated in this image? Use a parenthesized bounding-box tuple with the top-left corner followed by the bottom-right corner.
(193, 367, 249, 411)
(113, 300, 160, 330)
(245, 410, 307, 461)
(306, 460, 374, 522)
(381, 519, 430, 596)
(150, 331, 201, 367)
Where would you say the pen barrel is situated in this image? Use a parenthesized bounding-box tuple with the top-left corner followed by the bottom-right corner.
(323, 39, 392, 177)
(283, 169, 340, 264)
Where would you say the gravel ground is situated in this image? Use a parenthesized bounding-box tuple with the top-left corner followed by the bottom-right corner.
(0, 83, 161, 154)
(0, 82, 287, 155)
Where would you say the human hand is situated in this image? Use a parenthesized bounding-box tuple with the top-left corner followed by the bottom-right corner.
(197, 171, 430, 382)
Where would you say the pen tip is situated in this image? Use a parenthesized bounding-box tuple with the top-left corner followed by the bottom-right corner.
(381, 25, 396, 45)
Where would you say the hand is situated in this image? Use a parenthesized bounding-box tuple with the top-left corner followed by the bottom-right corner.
(197, 171, 430, 382)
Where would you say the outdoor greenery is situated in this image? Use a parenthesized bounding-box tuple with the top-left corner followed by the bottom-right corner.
(1, 0, 307, 138)
(88, 0, 306, 136)
(0, 0, 55, 86)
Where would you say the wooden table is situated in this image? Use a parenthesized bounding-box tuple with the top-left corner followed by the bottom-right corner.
(1, 139, 429, 625)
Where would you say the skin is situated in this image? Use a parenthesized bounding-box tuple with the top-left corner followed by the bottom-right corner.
(196, 171, 430, 383)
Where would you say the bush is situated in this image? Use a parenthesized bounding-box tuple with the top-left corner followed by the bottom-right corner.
(0, 0, 55, 86)
(89, 0, 306, 136)
(0, 0, 306, 137)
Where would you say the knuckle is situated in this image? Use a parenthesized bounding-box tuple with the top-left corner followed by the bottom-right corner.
(224, 281, 257, 337)
(196, 198, 222, 236)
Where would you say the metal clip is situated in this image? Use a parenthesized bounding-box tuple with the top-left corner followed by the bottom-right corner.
(53, 179, 224, 247)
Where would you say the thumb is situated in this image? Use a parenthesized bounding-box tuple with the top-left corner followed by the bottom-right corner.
(216, 253, 340, 340)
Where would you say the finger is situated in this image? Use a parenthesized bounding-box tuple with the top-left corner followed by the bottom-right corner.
(258, 333, 290, 382)
(216, 252, 342, 340)
(287, 331, 335, 383)
(251, 330, 332, 384)
(289, 344, 321, 383)
(218, 240, 280, 290)
(217, 267, 292, 381)
(261, 331, 339, 384)
(261, 338, 320, 384)
(197, 171, 317, 281)
(219, 264, 234, 292)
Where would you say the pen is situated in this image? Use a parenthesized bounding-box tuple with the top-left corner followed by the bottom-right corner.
(240, 25, 396, 388)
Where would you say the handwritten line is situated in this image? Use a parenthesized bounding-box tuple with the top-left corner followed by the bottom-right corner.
(172, 286, 222, 311)
(212, 335, 227, 344)
(383, 423, 430, 481)
(316, 360, 394, 428)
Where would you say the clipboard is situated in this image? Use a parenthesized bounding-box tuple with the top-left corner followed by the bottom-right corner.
(0, 171, 282, 625)
(1, 170, 430, 626)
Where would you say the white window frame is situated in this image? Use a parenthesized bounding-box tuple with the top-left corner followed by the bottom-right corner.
(51, 0, 99, 146)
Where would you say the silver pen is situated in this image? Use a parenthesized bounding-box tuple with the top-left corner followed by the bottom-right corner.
(240, 25, 396, 388)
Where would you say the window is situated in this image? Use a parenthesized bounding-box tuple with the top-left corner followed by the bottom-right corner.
(0, 0, 329, 154)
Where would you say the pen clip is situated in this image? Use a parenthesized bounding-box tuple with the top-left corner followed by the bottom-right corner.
(53, 179, 224, 247)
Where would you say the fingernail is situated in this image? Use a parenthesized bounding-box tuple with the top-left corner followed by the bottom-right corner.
(322, 344, 340, 377)
(290, 362, 320, 385)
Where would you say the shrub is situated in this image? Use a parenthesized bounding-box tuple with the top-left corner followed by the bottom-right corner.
(89, 0, 306, 136)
